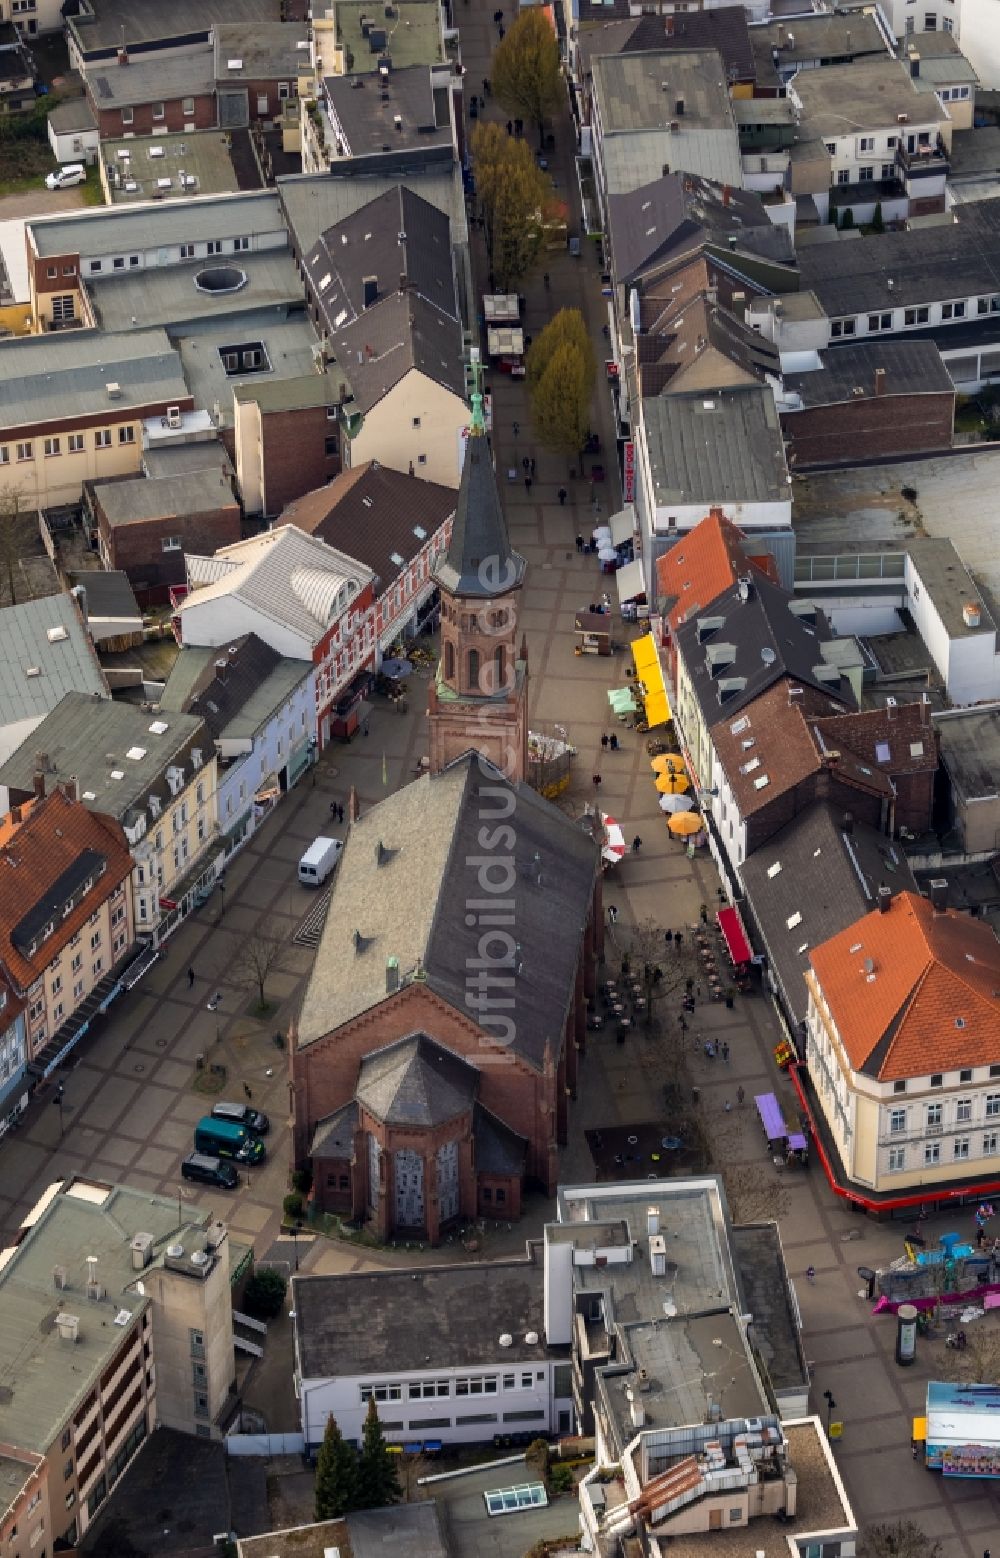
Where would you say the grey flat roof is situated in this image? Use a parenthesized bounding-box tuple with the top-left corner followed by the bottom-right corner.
(143, 439, 232, 479)
(935, 708, 1000, 800)
(66, 569, 140, 622)
(796, 198, 1000, 317)
(906, 536, 995, 639)
(174, 307, 321, 416)
(325, 65, 451, 157)
(278, 166, 468, 260)
(86, 47, 215, 109)
(790, 54, 943, 138)
(293, 1259, 557, 1378)
(102, 132, 240, 205)
(0, 328, 188, 432)
(68, 0, 280, 57)
(907, 29, 979, 83)
(730, 1223, 808, 1394)
(93, 466, 237, 526)
(0, 690, 204, 820)
(88, 248, 302, 333)
(643, 386, 789, 506)
(784, 338, 954, 409)
(950, 126, 1000, 179)
(46, 97, 97, 133)
(29, 189, 284, 258)
(0, 1178, 213, 1455)
(592, 48, 738, 133)
(334, 0, 444, 72)
(213, 22, 310, 81)
(239, 1506, 448, 1558)
(752, 12, 887, 64)
(0, 595, 107, 727)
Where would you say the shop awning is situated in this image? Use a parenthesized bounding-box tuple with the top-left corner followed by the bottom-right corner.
(631, 632, 671, 729)
(610, 505, 635, 546)
(615, 558, 645, 604)
(717, 905, 752, 965)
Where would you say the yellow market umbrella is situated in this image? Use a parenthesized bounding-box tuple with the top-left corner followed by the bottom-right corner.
(655, 770, 690, 794)
(650, 753, 685, 774)
(668, 810, 702, 836)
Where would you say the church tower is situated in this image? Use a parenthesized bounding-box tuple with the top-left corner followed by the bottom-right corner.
(427, 383, 529, 781)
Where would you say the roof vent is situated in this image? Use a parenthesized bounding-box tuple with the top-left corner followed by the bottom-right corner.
(499, 1332, 513, 1347)
(105, 382, 122, 399)
(56, 1313, 80, 1343)
(525, 1330, 539, 1345)
(191, 1250, 211, 1270)
(963, 602, 982, 628)
(46, 625, 69, 643)
(166, 1243, 185, 1259)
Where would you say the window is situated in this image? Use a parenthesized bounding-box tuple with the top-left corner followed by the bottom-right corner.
(930, 1073, 943, 1088)
(161, 536, 183, 552)
(893, 1080, 907, 1094)
(325, 434, 339, 456)
(925, 1142, 941, 1166)
(0, 446, 7, 464)
(90, 931, 101, 951)
(278, 81, 290, 99)
(836, 168, 851, 185)
(986, 1094, 1000, 1117)
(190, 1329, 205, 1358)
(889, 1108, 906, 1134)
(924, 11, 936, 25)
(206, 240, 222, 256)
(46, 264, 56, 278)
(412, 416, 421, 428)
(927, 1102, 943, 1127)
(521, 1371, 533, 1388)
(881, 163, 895, 180)
(888, 1146, 906, 1173)
(62, 1428, 72, 1451)
(73, 978, 84, 1000)
(62, 263, 76, 277)
(830, 319, 856, 338)
(360, 1383, 402, 1402)
(182, 97, 194, 115)
(858, 166, 874, 181)
(954, 1137, 970, 1160)
(51, 975, 62, 996)
(957, 1098, 972, 1123)
(941, 302, 966, 320)
(119, 426, 135, 445)
(122, 106, 133, 125)
(95, 429, 112, 448)
(68, 433, 84, 453)
(455, 1376, 498, 1396)
(129, 254, 140, 267)
(417, 454, 427, 465)
(180, 243, 195, 259)
(152, 101, 164, 120)
(257, 94, 268, 113)
(824, 141, 836, 154)
(867, 312, 892, 332)
(904, 306, 930, 326)
(468, 648, 480, 690)
(985, 1133, 1000, 1157)
(44, 437, 60, 457)
(859, 136, 875, 152)
(51, 294, 75, 323)
(408, 1380, 450, 1399)
(233, 236, 249, 252)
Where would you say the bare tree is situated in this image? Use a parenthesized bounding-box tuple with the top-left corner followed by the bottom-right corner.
(710, 1115, 790, 1224)
(620, 916, 694, 1030)
(943, 1322, 1000, 1385)
(234, 928, 285, 1012)
(0, 483, 26, 606)
(863, 1520, 943, 1558)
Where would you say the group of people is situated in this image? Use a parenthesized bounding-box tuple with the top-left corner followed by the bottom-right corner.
(329, 801, 345, 824)
(599, 732, 620, 751)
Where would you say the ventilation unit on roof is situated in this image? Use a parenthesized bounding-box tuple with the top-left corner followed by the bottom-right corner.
(46, 625, 68, 643)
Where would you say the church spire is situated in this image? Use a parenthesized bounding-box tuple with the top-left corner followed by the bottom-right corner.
(432, 360, 526, 601)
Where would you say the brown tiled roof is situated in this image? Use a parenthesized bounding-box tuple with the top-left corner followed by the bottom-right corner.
(808, 891, 1000, 1080)
(281, 461, 456, 592)
(0, 788, 133, 994)
(655, 509, 778, 638)
(809, 701, 938, 778)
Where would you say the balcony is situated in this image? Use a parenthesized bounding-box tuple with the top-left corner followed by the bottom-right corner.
(895, 134, 949, 178)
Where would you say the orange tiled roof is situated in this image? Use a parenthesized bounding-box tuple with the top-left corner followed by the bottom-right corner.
(0, 788, 133, 994)
(809, 891, 1000, 1080)
(655, 509, 778, 638)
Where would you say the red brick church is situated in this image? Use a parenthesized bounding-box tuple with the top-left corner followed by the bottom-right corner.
(289, 399, 602, 1243)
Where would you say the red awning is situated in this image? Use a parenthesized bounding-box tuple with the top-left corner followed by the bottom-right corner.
(717, 905, 752, 965)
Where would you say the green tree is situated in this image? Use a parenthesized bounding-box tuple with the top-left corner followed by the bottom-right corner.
(530, 341, 593, 456)
(472, 123, 549, 288)
(871, 200, 884, 233)
(840, 206, 855, 230)
(526, 307, 594, 393)
(314, 1413, 359, 1521)
(356, 1397, 401, 1508)
(492, 8, 564, 148)
(243, 1267, 288, 1320)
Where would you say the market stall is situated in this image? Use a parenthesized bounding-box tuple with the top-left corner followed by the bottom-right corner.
(575, 609, 612, 656)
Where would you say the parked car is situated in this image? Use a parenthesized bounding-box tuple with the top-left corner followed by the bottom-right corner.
(44, 164, 85, 190)
(211, 1100, 270, 1136)
(194, 1116, 266, 1164)
(181, 1152, 239, 1189)
(298, 836, 343, 887)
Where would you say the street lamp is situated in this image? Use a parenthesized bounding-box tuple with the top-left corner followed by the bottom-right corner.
(216, 872, 226, 926)
(291, 1219, 301, 1272)
(822, 1389, 837, 1437)
(207, 991, 223, 1044)
(52, 1081, 65, 1138)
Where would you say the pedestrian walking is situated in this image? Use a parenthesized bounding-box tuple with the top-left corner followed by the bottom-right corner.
(674, 931, 683, 949)
(482, 76, 490, 95)
(530, 457, 536, 475)
(631, 835, 642, 853)
(244, 1083, 253, 1101)
(522, 455, 531, 473)
(722, 1042, 730, 1063)
(524, 475, 532, 493)
(737, 1085, 745, 1106)
(601, 733, 609, 749)
(700, 904, 708, 925)
(543, 272, 550, 289)
(664, 928, 672, 944)
(506, 119, 513, 135)
(512, 419, 519, 438)
(724, 1099, 732, 1113)
(575, 531, 583, 549)
(338, 802, 345, 824)
(498, 16, 504, 30)
(805, 1266, 816, 1284)
(609, 733, 619, 751)
(560, 488, 569, 507)
(607, 903, 618, 924)
(592, 773, 602, 791)
(363, 718, 370, 737)
(187, 966, 195, 989)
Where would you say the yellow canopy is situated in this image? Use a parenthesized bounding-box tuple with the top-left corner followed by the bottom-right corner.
(655, 771, 690, 794)
(668, 810, 702, 836)
(631, 633, 671, 729)
(650, 753, 684, 773)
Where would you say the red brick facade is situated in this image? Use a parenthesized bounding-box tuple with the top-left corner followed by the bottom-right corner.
(94, 496, 242, 602)
(258, 404, 342, 516)
(781, 389, 955, 468)
(93, 94, 217, 139)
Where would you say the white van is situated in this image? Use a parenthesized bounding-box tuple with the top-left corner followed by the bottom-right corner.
(298, 836, 343, 887)
(45, 164, 86, 190)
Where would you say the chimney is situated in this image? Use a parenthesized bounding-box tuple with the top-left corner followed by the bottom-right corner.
(928, 878, 948, 912)
(33, 770, 45, 800)
(647, 1205, 659, 1237)
(117, 45, 129, 64)
(629, 1390, 646, 1429)
(61, 777, 79, 803)
(362, 275, 378, 308)
(675, 96, 685, 116)
(842, 810, 854, 834)
(877, 885, 892, 914)
(386, 955, 400, 994)
(874, 367, 886, 397)
(777, 21, 784, 44)
(348, 785, 360, 824)
(56, 1314, 80, 1343)
(649, 1234, 666, 1276)
(908, 48, 920, 78)
(131, 1233, 154, 1270)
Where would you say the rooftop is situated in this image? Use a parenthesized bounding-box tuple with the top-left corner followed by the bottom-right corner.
(0, 691, 205, 824)
(935, 707, 1000, 801)
(296, 754, 599, 1070)
(783, 338, 955, 410)
(293, 1256, 556, 1378)
(46, 97, 98, 134)
(85, 46, 215, 109)
(0, 594, 108, 730)
(213, 21, 309, 82)
(642, 386, 789, 508)
(788, 53, 943, 139)
(333, 0, 444, 72)
(28, 189, 284, 260)
(596, 7, 755, 85)
(277, 164, 468, 266)
(87, 249, 304, 333)
(752, 12, 888, 71)
(740, 800, 918, 1028)
(67, 0, 281, 58)
(796, 197, 1000, 318)
(92, 466, 237, 527)
(0, 1176, 214, 1455)
(434, 424, 524, 597)
(949, 126, 1000, 180)
(592, 51, 742, 193)
(158, 634, 311, 743)
(654, 509, 779, 634)
(324, 65, 451, 158)
(906, 30, 979, 85)
(282, 460, 456, 585)
(906, 536, 995, 640)
(607, 172, 789, 287)
(0, 328, 188, 433)
(238, 1505, 449, 1558)
(174, 308, 322, 424)
(101, 131, 240, 204)
(808, 890, 1000, 1080)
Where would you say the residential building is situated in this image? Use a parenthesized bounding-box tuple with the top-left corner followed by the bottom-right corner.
(951, 0, 1000, 90)
(238, 1507, 448, 1558)
(573, 8, 755, 103)
(589, 50, 743, 222)
(293, 1257, 573, 1450)
(0, 594, 109, 768)
(175, 526, 374, 748)
(99, 132, 242, 205)
(0, 694, 217, 944)
(290, 752, 601, 1234)
(0, 330, 192, 507)
(302, 185, 467, 488)
(804, 890, 1000, 1208)
(948, 124, 1000, 202)
(0, 1174, 236, 1548)
(741, 802, 918, 1032)
(282, 460, 456, 657)
(46, 97, 100, 165)
(81, 47, 217, 138)
(0, 20, 35, 111)
(0, 968, 27, 1133)
(158, 633, 315, 852)
(0, 786, 134, 1075)
(213, 24, 305, 126)
(788, 54, 952, 226)
(65, 0, 288, 70)
(0, 1449, 49, 1558)
(779, 340, 955, 467)
(303, 63, 455, 176)
(88, 462, 242, 600)
(934, 706, 1000, 855)
(750, 13, 890, 94)
(427, 404, 528, 780)
(232, 374, 346, 519)
(807, 701, 938, 838)
(0, 0, 61, 38)
(906, 30, 979, 129)
(906, 537, 1000, 704)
